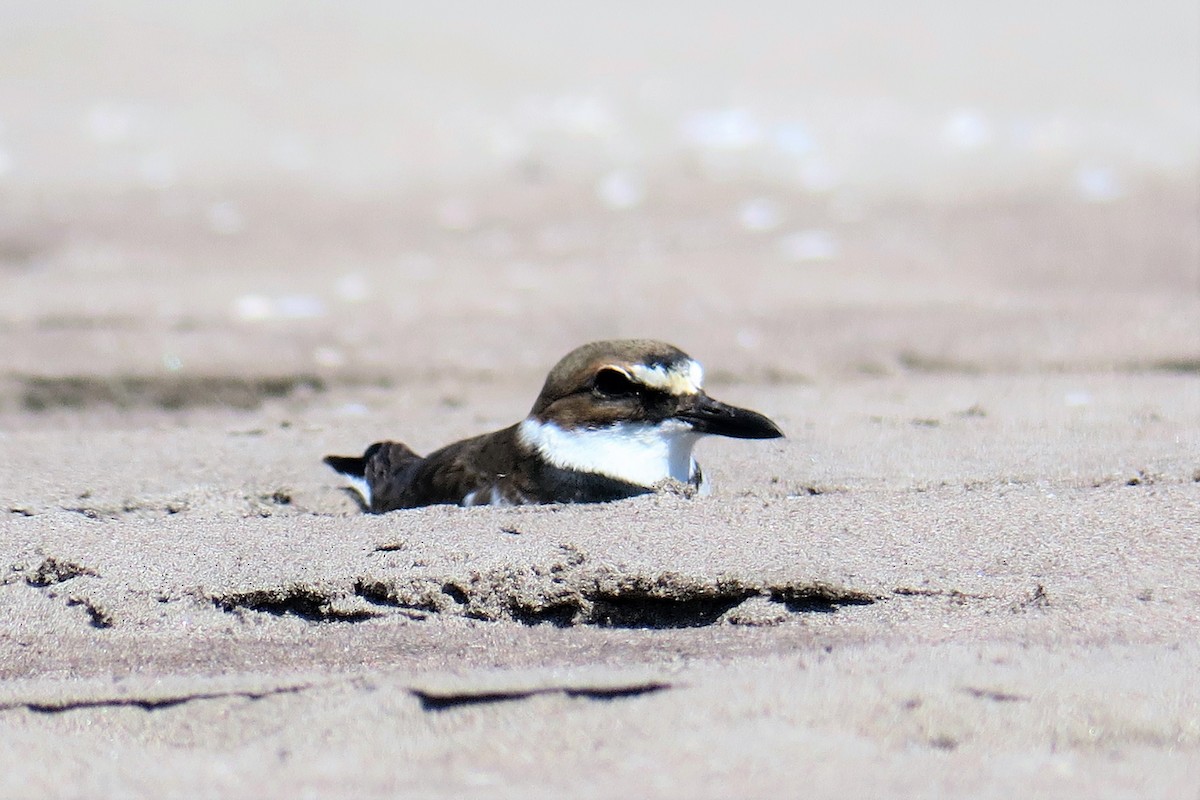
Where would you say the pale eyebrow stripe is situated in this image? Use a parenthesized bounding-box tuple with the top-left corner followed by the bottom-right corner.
(628, 361, 703, 395)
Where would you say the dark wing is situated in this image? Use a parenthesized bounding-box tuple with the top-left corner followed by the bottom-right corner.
(401, 427, 529, 508)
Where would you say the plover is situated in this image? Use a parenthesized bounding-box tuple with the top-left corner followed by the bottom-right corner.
(324, 339, 783, 511)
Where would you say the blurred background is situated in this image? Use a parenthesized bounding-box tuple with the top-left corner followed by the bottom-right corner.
(1, 0, 1197, 391)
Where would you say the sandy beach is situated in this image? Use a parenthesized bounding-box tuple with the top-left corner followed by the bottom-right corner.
(2, 3, 1199, 797)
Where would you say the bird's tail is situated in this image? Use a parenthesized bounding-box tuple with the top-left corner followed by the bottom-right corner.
(323, 441, 421, 512)
(323, 442, 385, 510)
(324, 456, 367, 478)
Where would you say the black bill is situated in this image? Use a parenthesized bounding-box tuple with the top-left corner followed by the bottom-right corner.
(677, 394, 784, 439)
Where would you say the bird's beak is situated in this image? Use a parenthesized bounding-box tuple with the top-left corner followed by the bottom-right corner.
(677, 393, 784, 439)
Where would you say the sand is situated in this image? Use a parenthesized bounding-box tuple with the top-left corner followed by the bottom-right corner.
(2, 3, 1199, 798)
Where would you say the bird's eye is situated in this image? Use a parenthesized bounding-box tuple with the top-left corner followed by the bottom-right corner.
(592, 368, 638, 398)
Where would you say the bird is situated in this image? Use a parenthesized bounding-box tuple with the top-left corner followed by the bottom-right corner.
(324, 339, 783, 511)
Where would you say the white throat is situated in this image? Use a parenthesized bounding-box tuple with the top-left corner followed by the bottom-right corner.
(518, 417, 700, 488)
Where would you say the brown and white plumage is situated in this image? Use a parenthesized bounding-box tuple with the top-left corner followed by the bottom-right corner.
(324, 340, 783, 512)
